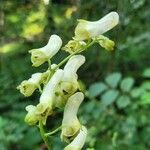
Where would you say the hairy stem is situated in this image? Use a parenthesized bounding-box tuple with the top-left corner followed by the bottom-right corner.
(39, 121, 51, 150)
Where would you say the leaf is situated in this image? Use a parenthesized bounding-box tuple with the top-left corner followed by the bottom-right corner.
(143, 68, 150, 78)
(88, 82, 108, 98)
(140, 92, 150, 105)
(120, 77, 134, 92)
(105, 72, 122, 88)
(101, 90, 119, 106)
(141, 81, 150, 90)
(116, 95, 130, 108)
(131, 88, 144, 98)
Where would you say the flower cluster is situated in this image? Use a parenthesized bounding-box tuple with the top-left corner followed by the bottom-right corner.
(17, 11, 119, 150)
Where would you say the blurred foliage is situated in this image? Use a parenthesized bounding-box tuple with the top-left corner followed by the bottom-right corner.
(0, 0, 150, 150)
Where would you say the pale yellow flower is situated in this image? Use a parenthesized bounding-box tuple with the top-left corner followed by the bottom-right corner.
(17, 73, 42, 97)
(61, 92, 84, 142)
(25, 105, 39, 125)
(29, 34, 62, 67)
(55, 55, 85, 108)
(62, 55, 85, 94)
(37, 69, 63, 118)
(74, 12, 119, 40)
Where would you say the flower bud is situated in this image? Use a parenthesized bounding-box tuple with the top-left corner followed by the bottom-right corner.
(25, 105, 39, 125)
(37, 69, 63, 116)
(29, 34, 62, 67)
(63, 40, 86, 54)
(94, 35, 115, 51)
(64, 126, 87, 150)
(61, 92, 84, 141)
(17, 73, 42, 97)
(74, 12, 119, 40)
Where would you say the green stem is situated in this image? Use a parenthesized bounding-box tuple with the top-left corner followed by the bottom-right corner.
(38, 85, 42, 94)
(39, 121, 51, 150)
(45, 126, 62, 137)
(48, 59, 51, 69)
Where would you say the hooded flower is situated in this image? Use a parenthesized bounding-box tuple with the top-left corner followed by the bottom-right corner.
(74, 12, 119, 40)
(55, 55, 85, 108)
(25, 105, 39, 125)
(29, 34, 62, 67)
(61, 92, 84, 142)
(17, 73, 43, 97)
(62, 55, 85, 94)
(36, 69, 63, 121)
(64, 126, 87, 150)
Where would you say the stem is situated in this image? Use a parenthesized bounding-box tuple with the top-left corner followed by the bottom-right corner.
(39, 121, 51, 150)
(38, 85, 42, 94)
(45, 126, 62, 137)
(48, 59, 51, 69)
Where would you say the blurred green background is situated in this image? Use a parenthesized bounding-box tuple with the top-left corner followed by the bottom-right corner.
(0, 0, 150, 150)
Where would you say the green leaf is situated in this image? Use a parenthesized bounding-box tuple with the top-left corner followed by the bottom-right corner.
(120, 77, 134, 92)
(105, 72, 122, 88)
(116, 95, 130, 108)
(141, 81, 150, 90)
(131, 88, 144, 98)
(88, 82, 108, 98)
(140, 92, 150, 105)
(143, 68, 150, 78)
(101, 90, 119, 106)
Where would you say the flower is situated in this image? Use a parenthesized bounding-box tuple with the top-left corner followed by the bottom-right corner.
(29, 34, 62, 67)
(94, 35, 115, 51)
(63, 40, 86, 54)
(25, 105, 39, 125)
(64, 126, 87, 150)
(61, 92, 84, 142)
(74, 12, 119, 40)
(37, 69, 63, 121)
(62, 55, 85, 94)
(17, 73, 42, 97)
(55, 55, 85, 108)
